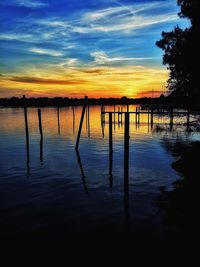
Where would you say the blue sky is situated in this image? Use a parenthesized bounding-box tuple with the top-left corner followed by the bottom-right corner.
(0, 0, 190, 98)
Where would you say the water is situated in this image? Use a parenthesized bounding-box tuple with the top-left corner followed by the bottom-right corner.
(0, 105, 199, 237)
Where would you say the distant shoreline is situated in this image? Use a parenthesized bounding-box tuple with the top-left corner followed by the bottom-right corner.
(0, 96, 162, 107)
(0, 96, 199, 110)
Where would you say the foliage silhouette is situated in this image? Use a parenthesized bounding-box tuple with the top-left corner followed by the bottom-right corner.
(156, 0, 200, 102)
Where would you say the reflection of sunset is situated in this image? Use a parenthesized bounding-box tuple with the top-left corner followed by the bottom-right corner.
(0, 66, 168, 98)
(0, 105, 178, 143)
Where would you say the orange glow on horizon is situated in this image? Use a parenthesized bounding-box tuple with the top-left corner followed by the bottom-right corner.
(0, 66, 168, 98)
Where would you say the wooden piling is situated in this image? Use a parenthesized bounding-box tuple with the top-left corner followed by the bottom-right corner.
(87, 105, 90, 137)
(109, 113, 113, 187)
(75, 96, 88, 150)
(38, 109, 43, 139)
(124, 112, 130, 179)
(57, 107, 60, 135)
(109, 113, 113, 153)
(151, 109, 154, 129)
(127, 103, 129, 112)
(135, 107, 138, 124)
(38, 109, 43, 162)
(72, 106, 75, 134)
(23, 95, 30, 173)
(138, 107, 140, 125)
(124, 112, 130, 232)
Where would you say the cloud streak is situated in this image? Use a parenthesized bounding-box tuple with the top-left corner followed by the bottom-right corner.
(29, 47, 63, 57)
(7, 76, 88, 85)
(91, 51, 155, 65)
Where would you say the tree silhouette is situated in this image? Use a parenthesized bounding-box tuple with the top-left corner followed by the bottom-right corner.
(156, 0, 200, 102)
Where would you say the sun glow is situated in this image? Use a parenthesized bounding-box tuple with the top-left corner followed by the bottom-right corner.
(0, 66, 168, 98)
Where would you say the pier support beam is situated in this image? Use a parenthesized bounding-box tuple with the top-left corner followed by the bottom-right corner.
(23, 95, 30, 173)
(75, 96, 88, 150)
(38, 109, 43, 162)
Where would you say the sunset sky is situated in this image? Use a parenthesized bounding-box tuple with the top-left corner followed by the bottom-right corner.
(0, 0, 189, 98)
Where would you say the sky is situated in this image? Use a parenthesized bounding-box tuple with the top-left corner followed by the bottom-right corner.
(0, 0, 189, 98)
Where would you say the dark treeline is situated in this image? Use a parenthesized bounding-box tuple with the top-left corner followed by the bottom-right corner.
(0, 96, 166, 107)
(156, 0, 200, 102)
(0, 95, 199, 110)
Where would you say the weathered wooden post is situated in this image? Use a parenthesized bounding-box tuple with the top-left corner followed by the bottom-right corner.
(124, 112, 130, 179)
(138, 106, 140, 125)
(151, 108, 154, 129)
(148, 108, 150, 124)
(121, 107, 123, 124)
(118, 107, 120, 124)
(109, 112, 113, 153)
(87, 105, 90, 137)
(57, 106, 60, 135)
(124, 112, 130, 232)
(135, 107, 138, 124)
(38, 109, 43, 139)
(127, 103, 129, 112)
(72, 106, 75, 134)
(114, 105, 116, 123)
(75, 96, 88, 150)
(38, 109, 43, 162)
(109, 112, 113, 187)
(23, 95, 30, 173)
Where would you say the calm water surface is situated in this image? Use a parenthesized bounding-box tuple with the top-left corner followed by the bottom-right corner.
(0, 105, 199, 237)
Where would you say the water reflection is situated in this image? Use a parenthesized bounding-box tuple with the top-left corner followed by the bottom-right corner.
(0, 105, 200, 237)
(76, 150, 88, 195)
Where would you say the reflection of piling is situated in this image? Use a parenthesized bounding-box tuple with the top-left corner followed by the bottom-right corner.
(23, 95, 30, 173)
(118, 107, 120, 124)
(57, 107, 60, 135)
(38, 109, 43, 162)
(76, 150, 88, 195)
(124, 112, 130, 233)
(109, 138, 113, 188)
(75, 96, 88, 150)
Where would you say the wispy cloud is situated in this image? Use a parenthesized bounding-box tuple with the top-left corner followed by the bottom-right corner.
(7, 76, 87, 85)
(0, 33, 36, 42)
(74, 1, 179, 33)
(59, 58, 79, 66)
(6, 0, 48, 8)
(91, 51, 154, 64)
(29, 47, 63, 57)
(31, 1, 179, 35)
